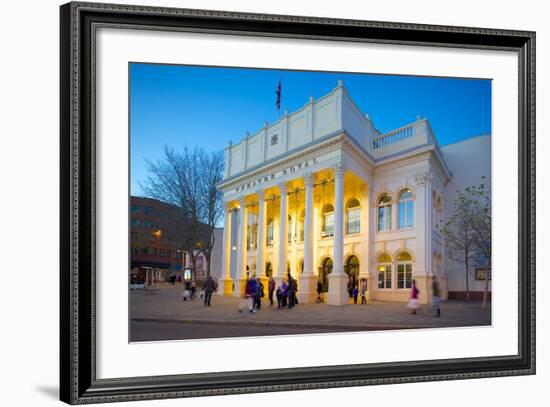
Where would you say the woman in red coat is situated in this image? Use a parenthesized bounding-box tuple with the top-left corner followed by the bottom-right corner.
(407, 280, 420, 314)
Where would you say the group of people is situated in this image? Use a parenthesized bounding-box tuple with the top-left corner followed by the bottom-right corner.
(346, 278, 369, 305)
(183, 273, 442, 317)
(238, 273, 299, 313)
(407, 277, 441, 317)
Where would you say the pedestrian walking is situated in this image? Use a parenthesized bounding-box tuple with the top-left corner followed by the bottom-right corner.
(360, 278, 367, 305)
(254, 277, 264, 311)
(316, 281, 323, 303)
(407, 280, 421, 314)
(276, 286, 282, 309)
(181, 280, 191, 301)
(432, 276, 441, 317)
(352, 285, 359, 304)
(201, 275, 217, 307)
(239, 275, 257, 313)
(268, 276, 275, 306)
(280, 280, 288, 308)
(190, 280, 197, 300)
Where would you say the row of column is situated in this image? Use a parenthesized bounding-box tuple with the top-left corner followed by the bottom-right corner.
(219, 165, 348, 304)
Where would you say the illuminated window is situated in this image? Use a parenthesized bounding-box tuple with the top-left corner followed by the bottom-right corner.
(321, 204, 334, 238)
(346, 198, 361, 234)
(299, 210, 305, 242)
(377, 194, 392, 231)
(397, 251, 413, 289)
(377, 253, 392, 289)
(266, 218, 274, 246)
(288, 214, 293, 243)
(247, 211, 258, 250)
(398, 189, 414, 229)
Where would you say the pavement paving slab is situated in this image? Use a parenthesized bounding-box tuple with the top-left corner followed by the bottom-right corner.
(130, 284, 491, 336)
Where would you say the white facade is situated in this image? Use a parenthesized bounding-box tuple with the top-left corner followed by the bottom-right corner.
(214, 81, 490, 305)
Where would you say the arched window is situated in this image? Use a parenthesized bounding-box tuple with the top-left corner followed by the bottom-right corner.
(266, 218, 274, 246)
(377, 194, 392, 231)
(377, 253, 392, 289)
(298, 259, 304, 274)
(398, 189, 414, 229)
(396, 251, 413, 289)
(346, 198, 361, 234)
(321, 204, 335, 238)
(299, 210, 305, 242)
(265, 262, 273, 277)
(319, 257, 333, 292)
(344, 255, 359, 290)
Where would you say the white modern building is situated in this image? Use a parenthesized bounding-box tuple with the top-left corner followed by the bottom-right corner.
(215, 81, 491, 305)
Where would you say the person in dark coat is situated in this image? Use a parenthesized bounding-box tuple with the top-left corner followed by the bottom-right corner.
(254, 277, 264, 311)
(287, 274, 297, 309)
(201, 275, 217, 307)
(280, 280, 288, 308)
(352, 285, 359, 304)
(239, 275, 257, 313)
(276, 286, 282, 309)
(432, 276, 441, 317)
(268, 277, 276, 306)
(316, 281, 323, 303)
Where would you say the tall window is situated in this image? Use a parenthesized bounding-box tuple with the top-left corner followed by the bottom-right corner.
(377, 253, 392, 289)
(321, 204, 335, 238)
(247, 211, 258, 250)
(398, 189, 414, 229)
(346, 198, 361, 234)
(377, 194, 392, 231)
(266, 218, 274, 246)
(288, 214, 293, 243)
(397, 251, 413, 289)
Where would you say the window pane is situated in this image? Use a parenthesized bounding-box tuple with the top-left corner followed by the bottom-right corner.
(397, 264, 404, 289)
(398, 202, 405, 228)
(347, 208, 360, 234)
(407, 201, 414, 227)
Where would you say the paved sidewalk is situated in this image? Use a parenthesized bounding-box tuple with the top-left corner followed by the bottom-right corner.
(130, 285, 491, 331)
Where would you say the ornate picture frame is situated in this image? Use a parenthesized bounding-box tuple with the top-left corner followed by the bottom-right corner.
(60, 2, 535, 404)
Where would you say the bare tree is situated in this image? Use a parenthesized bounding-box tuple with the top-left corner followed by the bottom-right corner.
(140, 146, 224, 277)
(441, 178, 491, 302)
(471, 178, 491, 308)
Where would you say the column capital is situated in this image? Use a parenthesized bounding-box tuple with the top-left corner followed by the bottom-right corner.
(238, 196, 246, 207)
(415, 171, 433, 186)
(303, 172, 315, 187)
(278, 182, 288, 194)
(257, 190, 265, 201)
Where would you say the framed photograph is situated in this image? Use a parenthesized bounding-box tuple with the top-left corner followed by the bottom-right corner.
(60, 1, 535, 404)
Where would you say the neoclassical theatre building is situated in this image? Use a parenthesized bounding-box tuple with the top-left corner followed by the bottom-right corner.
(216, 81, 490, 305)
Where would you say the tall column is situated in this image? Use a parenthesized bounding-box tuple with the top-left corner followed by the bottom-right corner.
(218, 203, 233, 295)
(256, 191, 268, 287)
(298, 172, 317, 303)
(413, 172, 433, 304)
(333, 165, 345, 275)
(256, 192, 265, 275)
(276, 182, 288, 284)
(233, 197, 248, 297)
(327, 165, 348, 305)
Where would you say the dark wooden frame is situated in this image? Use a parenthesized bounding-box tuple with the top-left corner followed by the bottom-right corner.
(60, 1, 536, 404)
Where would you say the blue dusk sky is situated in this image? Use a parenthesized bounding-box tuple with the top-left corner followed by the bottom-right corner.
(130, 63, 491, 196)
